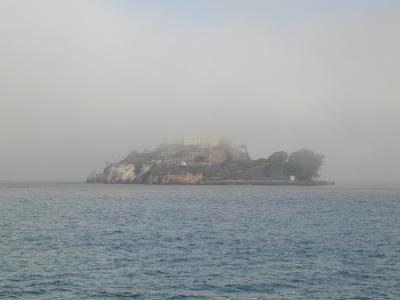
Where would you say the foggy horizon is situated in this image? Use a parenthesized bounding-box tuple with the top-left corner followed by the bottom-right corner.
(1, 0, 399, 182)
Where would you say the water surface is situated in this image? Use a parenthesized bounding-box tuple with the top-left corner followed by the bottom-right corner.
(1, 183, 399, 299)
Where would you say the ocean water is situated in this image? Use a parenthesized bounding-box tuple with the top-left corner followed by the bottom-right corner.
(0, 183, 399, 299)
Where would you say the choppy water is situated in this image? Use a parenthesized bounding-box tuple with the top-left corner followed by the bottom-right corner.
(0, 183, 399, 299)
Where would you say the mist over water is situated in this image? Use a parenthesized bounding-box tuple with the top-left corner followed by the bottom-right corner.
(0, 1, 399, 182)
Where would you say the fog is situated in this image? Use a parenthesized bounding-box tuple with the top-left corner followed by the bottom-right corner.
(1, 0, 399, 182)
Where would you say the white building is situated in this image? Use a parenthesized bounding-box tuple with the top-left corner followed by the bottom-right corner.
(178, 136, 221, 147)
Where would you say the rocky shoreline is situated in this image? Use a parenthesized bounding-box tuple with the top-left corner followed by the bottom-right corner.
(202, 180, 334, 186)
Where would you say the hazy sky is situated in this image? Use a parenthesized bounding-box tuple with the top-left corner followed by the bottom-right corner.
(1, 0, 399, 181)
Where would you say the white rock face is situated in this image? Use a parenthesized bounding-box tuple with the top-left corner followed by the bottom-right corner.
(87, 163, 154, 183)
(104, 164, 136, 183)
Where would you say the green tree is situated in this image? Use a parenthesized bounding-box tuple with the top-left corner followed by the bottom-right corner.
(286, 149, 324, 181)
(264, 151, 289, 179)
(267, 151, 288, 164)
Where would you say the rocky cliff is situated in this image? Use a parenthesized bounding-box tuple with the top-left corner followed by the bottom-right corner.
(87, 143, 251, 184)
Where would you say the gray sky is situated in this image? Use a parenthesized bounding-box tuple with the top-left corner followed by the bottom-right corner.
(1, 0, 399, 182)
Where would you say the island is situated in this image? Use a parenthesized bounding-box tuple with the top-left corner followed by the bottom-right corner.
(87, 138, 334, 185)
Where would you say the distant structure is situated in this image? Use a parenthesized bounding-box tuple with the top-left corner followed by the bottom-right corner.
(234, 144, 248, 154)
(176, 136, 225, 147)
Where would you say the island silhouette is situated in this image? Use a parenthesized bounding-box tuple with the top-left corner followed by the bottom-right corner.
(87, 138, 332, 185)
